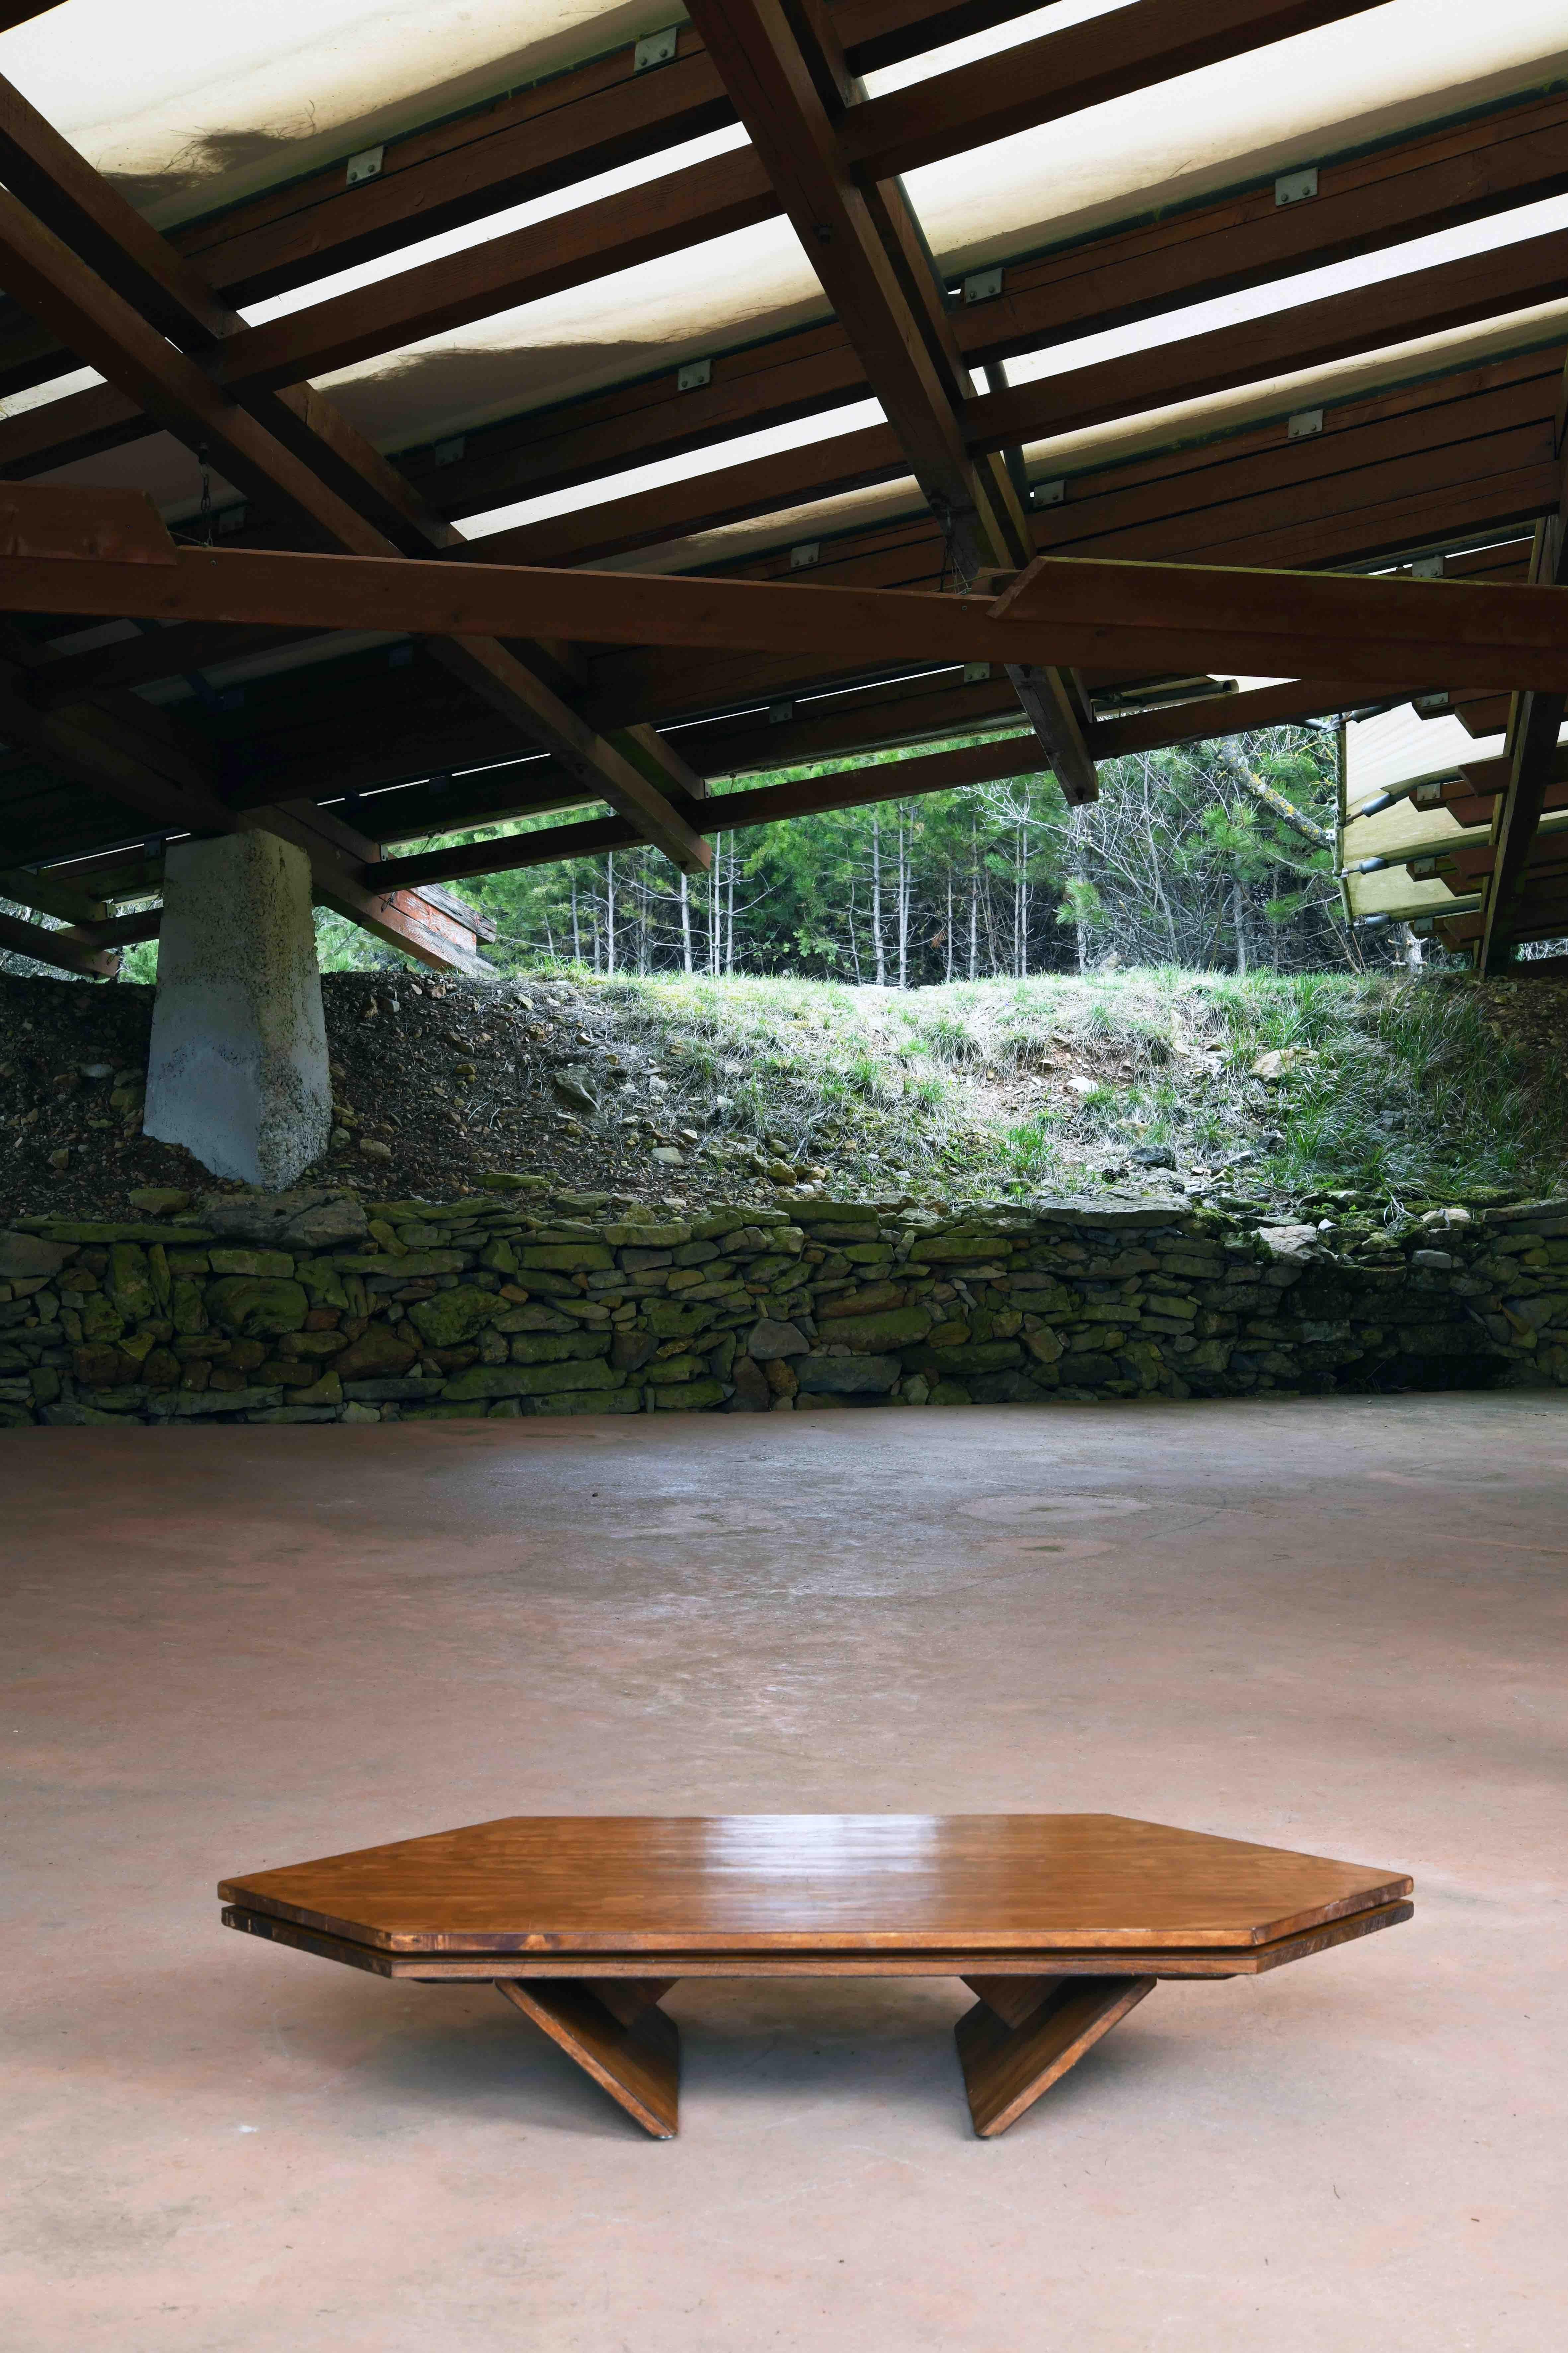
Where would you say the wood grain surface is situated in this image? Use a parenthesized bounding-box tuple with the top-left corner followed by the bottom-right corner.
(496, 1979, 680, 2138)
(218, 1814, 1412, 1953)
(220, 1897, 1413, 1979)
(955, 1975, 1158, 2137)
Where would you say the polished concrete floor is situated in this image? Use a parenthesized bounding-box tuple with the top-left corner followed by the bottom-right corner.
(4, 1395, 1566, 2351)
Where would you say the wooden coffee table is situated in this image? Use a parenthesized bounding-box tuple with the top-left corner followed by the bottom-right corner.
(219, 1813, 1412, 2138)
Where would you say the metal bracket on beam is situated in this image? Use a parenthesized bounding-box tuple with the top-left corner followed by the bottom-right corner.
(1275, 166, 1318, 207)
(677, 358, 712, 392)
(634, 27, 680, 72)
(345, 146, 384, 188)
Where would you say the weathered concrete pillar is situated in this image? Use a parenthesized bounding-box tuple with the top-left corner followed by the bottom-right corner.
(144, 830, 331, 1189)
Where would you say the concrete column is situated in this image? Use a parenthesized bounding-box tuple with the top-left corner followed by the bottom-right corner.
(144, 830, 332, 1189)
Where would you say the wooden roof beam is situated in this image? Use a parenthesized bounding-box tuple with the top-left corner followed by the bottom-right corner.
(0, 903, 120, 977)
(686, 0, 1096, 803)
(5, 489, 1568, 687)
(840, 0, 1393, 182)
(0, 72, 708, 875)
(1478, 499, 1568, 970)
(363, 660, 1385, 895)
(10, 79, 1568, 525)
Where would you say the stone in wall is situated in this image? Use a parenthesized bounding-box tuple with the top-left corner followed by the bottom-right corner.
(2, 1186, 1561, 1430)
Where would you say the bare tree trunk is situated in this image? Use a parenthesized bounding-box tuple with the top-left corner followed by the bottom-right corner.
(969, 821, 979, 981)
(870, 814, 887, 985)
(679, 870, 693, 974)
(1069, 812, 1087, 975)
(605, 853, 616, 977)
(896, 812, 909, 989)
(1231, 879, 1248, 975)
(945, 875, 954, 985)
(846, 882, 862, 983)
(726, 839, 736, 974)
(1402, 921, 1424, 970)
(570, 874, 582, 964)
(708, 838, 721, 974)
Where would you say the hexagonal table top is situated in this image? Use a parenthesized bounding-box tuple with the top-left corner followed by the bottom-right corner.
(219, 1811, 1411, 1954)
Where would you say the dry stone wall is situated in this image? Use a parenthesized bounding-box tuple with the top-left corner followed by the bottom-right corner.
(3, 1181, 1566, 1429)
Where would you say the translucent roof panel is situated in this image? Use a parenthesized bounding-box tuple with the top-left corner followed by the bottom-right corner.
(1344, 705, 1501, 815)
(1340, 702, 1568, 919)
(894, 0, 1568, 279)
(287, 0, 1568, 462)
(0, 1, 678, 224)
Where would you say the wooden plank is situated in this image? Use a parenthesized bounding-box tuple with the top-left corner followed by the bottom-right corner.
(358, 680, 1377, 886)
(687, 0, 1024, 573)
(457, 321, 1562, 594)
(7, 522, 1568, 687)
(961, 1973, 1065, 2030)
(0, 904, 117, 976)
(11, 73, 1568, 518)
(1481, 466, 1568, 967)
(0, 84, 708, 874)
(216, 1813, 1412, 1955)
(366, 732, 1052, 890)
(496, 1979, 680, 2138)
(216, 148, 780, 396)
(221, 1897, 1414, 1979)
(975, 228, 1568, 458)
(842, 0, 1390, 182)
(954, 1975, 1156, 2138)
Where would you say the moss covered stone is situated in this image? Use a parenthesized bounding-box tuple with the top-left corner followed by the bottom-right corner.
(796, 1352, 901, 1394)
(333, 1325, 418, 1379)
(822, 1304, 932, 1352)
(204, 1277, 310, 1337)
(516, 1242, 613, 1272)
(407, 1285, 502, 1348)
(108, 1243, 157, 1323)
(507, 1331, 611, 1363)
(208, 1248, 295, 1278)
(441, 1359, 625, 1399)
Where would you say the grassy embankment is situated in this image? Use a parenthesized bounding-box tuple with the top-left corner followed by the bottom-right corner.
(583, 967, 1568, 1207)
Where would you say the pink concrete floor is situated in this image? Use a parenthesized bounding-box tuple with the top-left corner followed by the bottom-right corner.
(4, 1394, 1566, 2351)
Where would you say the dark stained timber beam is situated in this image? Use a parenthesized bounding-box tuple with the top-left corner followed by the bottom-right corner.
(0, 2, 1395, 420)
(686, 0, 1096, 802)
(0, 71, 708, 876)
(839, 0, 1394, 182)
(8, 81, 1568, 532)
(6, 504, 1568, 687)
(38, 346, 1561, 720)
(367, 730, 1056, 892)
(362, 660, 1378, 892)
(0, 903, 119, 977)
(1479, 507, 1568, 971)
(215, 148, 781, 396)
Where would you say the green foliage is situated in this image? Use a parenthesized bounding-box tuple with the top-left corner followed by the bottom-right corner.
(579, 966, 1567, 1203)
(309, 722, 1351, 989)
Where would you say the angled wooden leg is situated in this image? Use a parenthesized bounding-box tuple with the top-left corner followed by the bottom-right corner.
(956, 1974, 1156, 2138)
(497, 1978, 680, 2138)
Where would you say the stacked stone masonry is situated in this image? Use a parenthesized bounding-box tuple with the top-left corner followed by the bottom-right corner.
(3, 1181, 1566, 1430)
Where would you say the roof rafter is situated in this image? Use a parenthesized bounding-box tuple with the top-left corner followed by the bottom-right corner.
(0, 70, 710, 875)
(687, 0, 1097, 803)
(0, 487, 1566, 689)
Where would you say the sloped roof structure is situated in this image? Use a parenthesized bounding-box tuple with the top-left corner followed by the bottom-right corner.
(2, 0, 1568, 977)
